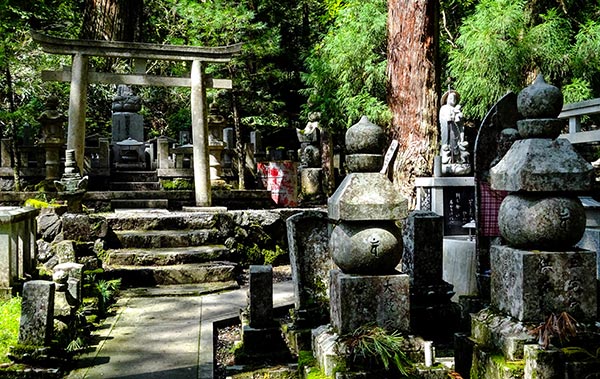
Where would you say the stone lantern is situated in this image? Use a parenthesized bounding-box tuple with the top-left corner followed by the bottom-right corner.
(327, 116, 410, 333)
(207, 102, 226, 185)
(38, 96, 66, 181)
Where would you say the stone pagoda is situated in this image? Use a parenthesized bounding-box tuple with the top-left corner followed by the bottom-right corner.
(466, 74, 599, 378)
(312, 116, 412, 376)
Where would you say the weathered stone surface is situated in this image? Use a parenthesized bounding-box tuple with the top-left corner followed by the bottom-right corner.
(470, 308, 533, 354)
(524, 345, 563, 379)
(248, 265, 273, 328)
(53, 240, 77, 264)
(516, 118, 564, 139)
(62, 214, 108, 241)
(36, 239, 53, 263)
(490, 245, 597, 322)
(330, 221, 402, 275)
(490, 138, 594, 192)
(330, 270, 410, 334)
(402, 211, 444, 288)
(286, 211, 331, 322)
(345, 154, 383, 173)
(19, 280, 55, 346)
(517, 74, 563, 118)
(37, 208, 64, 242)
(300, 168, 322, 196)
(328, 173, 408, 221)
(345, 116, 385, 154)
(498, 194, 586, 250)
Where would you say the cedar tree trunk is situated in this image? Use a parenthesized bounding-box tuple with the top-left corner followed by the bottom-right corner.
(387, 0, 439, 206)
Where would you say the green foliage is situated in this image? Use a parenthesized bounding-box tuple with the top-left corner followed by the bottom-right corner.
(0, 297, 21, 364)
(340, 324, 414, 376)
(302, 0, 390, 131)
(241, 243, 287, 266)
(23, 197, 61, 209)
(161, 178, 194, 191)
(94, 278, 121, 315)
(448, 0, 600, 120)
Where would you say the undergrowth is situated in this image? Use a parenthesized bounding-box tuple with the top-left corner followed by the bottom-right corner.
(0, 297, 21, 364)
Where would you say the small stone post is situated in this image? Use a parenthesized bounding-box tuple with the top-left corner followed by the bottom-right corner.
(18, 280, 55, 346)
(248, 265, 273, 328)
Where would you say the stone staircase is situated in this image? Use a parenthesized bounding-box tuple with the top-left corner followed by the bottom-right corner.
(108, 170, 168, 209)
(102, 210, 240, 291)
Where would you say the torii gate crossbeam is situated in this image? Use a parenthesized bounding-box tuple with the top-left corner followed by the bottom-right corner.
(31, 31, 242, 207)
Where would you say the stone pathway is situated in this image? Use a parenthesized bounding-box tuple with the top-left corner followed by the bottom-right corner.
(66, 281, 294, 379)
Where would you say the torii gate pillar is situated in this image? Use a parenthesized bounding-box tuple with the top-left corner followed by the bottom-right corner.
(191, 60, 211, 207)
(67, 53, 88, 174)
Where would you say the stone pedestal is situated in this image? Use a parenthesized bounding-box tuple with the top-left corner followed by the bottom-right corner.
(491, 245, 597, 322)
(112, 112, 144, 143)
(329, 270, 410, 335)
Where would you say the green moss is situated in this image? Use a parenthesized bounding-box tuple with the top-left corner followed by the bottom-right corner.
(161, 178, 194, 190)
(298, 350, 316, 369)
(0, 297, 21, 364)
(23, 198, 61, 209)
(490, 354, 524, 373)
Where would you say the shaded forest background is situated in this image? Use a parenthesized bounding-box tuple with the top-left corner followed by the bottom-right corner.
(1, 0, 599, 198)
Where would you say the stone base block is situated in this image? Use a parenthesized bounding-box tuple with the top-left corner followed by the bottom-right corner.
(241, 324, 286, 353)
(471, 308, 535, 359)
(312, 325, 343, 377)
(330, 270, 410, 334)
(471, 346, 525, 379)
(491, 245, 597, 322)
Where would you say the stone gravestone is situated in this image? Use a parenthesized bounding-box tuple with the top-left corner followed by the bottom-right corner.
(247, 265, 273, 328)
(238, 265, 290, 363)
(402, 210, 456, 339)
(18, 280, 55, 346)
(472, 91, 520, 300)
(286, 210, 331, 327)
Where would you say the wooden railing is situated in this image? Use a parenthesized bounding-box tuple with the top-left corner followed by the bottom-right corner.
(559, 98, 600, 144)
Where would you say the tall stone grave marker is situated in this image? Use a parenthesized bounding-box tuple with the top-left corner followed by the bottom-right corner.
(286, 210, 331, 327)
(18, 280, 55, 346)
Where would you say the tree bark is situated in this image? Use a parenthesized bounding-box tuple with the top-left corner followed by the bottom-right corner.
(387, 0, 439, 206)
(81, 0, 143, 42)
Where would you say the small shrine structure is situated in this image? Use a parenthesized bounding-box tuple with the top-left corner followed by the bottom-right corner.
(31, 31, 242, 207)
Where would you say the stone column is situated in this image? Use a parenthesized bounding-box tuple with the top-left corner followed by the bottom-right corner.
(67, 53, 88, 174)
(248, 265, 273, 328)
(191, 59, 211, 206)
(157, 137, 170, 170)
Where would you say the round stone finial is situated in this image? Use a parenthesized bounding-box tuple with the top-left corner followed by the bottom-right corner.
(345, 116, 385, 154)
(517, 74, 563, 119)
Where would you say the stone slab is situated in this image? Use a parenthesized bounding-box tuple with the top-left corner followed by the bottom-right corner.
(491, 245, 597, 322)
(328, 173, 408, 221)
(442, 236, 478, 301)
(490, 138, 594, 192)
(286, 210, 331, 324)
(402, 211, 444, 288)
(18, 280, 55, 346)
(248, 265, 273, 328)
(330, 270, 410, 334)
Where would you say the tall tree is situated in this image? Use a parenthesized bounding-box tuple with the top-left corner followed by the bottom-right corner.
(80, 0, 143, 42)
(387, 0, 439, 204)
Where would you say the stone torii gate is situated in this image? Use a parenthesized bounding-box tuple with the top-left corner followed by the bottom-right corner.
(31, 31, 242, 207)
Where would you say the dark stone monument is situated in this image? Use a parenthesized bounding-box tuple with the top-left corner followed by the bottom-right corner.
(18, 280, 55, 346)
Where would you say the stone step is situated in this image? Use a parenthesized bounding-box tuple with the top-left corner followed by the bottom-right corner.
(103, 210, 234, 232)
(110, 182, 162, 191)
(110, 229, 223, 249)
(110, 170, 158, 183)
(111, 199, 169, 209)
(104, 261, 240, 287)
(120, 281, 240, 297)
(106, 245, 233, 266)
